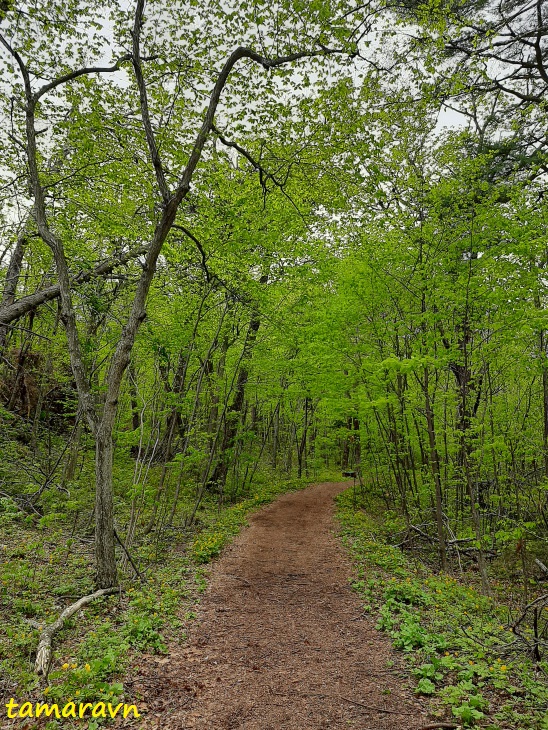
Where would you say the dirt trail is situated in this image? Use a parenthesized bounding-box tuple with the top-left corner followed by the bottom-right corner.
(136, 482, 430, 729)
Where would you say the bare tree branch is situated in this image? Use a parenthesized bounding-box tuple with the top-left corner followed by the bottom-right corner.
(173, 45, 347, 206)
(172, 223, 212, 282)
(0, 244, 149, 326)
(131, 0, 170, 201)
(34, 55, 132, 101)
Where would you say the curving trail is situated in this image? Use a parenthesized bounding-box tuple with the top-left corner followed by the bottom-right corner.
(136, 482, 429, 729)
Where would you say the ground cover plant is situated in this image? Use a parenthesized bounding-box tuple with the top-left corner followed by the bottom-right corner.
(338, 489, 548, 729)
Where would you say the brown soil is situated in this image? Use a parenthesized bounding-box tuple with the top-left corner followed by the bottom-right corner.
(135, 482, 431, 729)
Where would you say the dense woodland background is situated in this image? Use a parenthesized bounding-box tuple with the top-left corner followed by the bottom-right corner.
(1, 0, 548, 725)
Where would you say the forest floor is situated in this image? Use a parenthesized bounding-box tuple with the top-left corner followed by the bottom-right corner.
(131, 481, 430, 729)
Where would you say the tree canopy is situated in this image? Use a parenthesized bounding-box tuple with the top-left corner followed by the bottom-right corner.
(2, 0, 548, 724)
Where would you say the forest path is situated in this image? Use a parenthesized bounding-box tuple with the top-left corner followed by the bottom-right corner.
(136, 482, 429, 729)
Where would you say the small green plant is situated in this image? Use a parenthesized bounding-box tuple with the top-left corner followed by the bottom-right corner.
(0, 496, 22, 524)
(125, 613, 166, 652)
(392, 616, 427, 651)
(416, 677, 436, 695)
(413, 661, 443, 682)
(384, 580, 429, 608)
(46, 657, 125, 704)
(452, 700, 485, 726)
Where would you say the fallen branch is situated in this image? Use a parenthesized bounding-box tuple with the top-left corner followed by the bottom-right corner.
(512, 592, 548, 630)
(114, 528, 144, 581)
(418, 724, 459, 730)
(409, 524, 437, 545)
(535, 558, 548, 576)
(34, 587, 118, 677)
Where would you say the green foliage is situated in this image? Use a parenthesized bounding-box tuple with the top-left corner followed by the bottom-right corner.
(391, 616, 428, 651)
(384, 580, 430, 608)
(338, 490, 548, 729)
(414, 660, 443, 682)
(1, 0, 548, 723)
(46, 658, 125, 704)
(0, 496, 22, 524)
(416, 677, 436, 695)
(451, 701, 485, 726)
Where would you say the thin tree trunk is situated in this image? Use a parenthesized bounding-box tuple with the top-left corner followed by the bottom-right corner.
(142, 415, 177, 535)
(539, 333, 548, 478)
(95, 427, 117, 589)
(0, 234, 27, 351)
(464, 455, 491, 596)
(271, 392, 282, 469)
(208, 277, 266, 489)
(297, 397, 309, 479)
(62, 418, 83, 487)
(424, 367, 448, 571)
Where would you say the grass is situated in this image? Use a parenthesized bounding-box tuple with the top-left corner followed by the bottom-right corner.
(336, 489, 548, 729)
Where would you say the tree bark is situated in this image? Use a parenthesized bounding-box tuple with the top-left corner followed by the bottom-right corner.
(423, 367, 448, 571)
(0, 233, 27, 350)
(95, 428, 117, 589)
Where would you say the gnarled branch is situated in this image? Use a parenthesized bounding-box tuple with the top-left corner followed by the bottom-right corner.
(34, 587, 118, 677)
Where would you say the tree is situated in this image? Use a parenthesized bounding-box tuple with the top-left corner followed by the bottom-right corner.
(396, 0, 548, 172)
(0, 0, 370, 587)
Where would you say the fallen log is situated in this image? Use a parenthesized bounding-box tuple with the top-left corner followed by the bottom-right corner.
(34, 587, 118, 677)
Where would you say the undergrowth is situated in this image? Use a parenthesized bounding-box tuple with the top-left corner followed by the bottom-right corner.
(1, 456, 318, 728)
(337, 489, 548, 730)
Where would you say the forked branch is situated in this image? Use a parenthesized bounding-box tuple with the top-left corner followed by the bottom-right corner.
(34, 588, 118, 678)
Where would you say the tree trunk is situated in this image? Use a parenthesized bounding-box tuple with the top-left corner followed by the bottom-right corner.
(142, 415, 176, 536)
(95, 427, 117, 589)
(0, 234, 27, 351)
(342, 415, 359, 470)
(62, 418, 83, 487)
(297, 396, 309, 479)
(271, 395, 281, 469)
(465, 462, 491, 596)
(423, 367, 448, 571)
(208, 278, 266, 489)
(128, 363, 141, 457)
